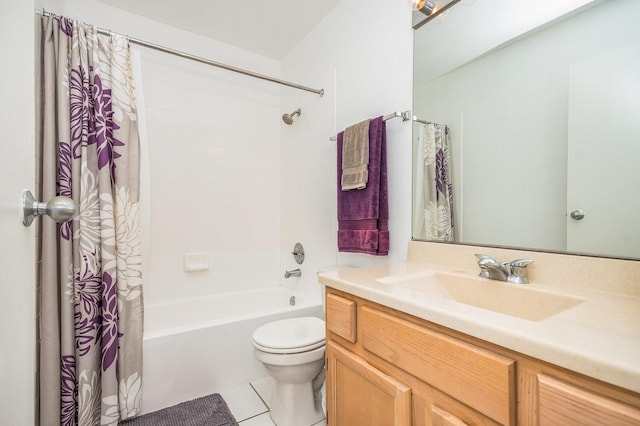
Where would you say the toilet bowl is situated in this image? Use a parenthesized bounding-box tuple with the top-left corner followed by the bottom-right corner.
(252, 316, 326, 426)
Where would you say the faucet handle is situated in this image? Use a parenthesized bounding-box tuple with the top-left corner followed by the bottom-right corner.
(508, 259, 535, 284)
(510, 258, 534, 268)
(475, 253, 493, 261)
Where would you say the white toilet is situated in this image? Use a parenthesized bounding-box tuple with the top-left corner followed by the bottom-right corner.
(252, 316, 326, 426)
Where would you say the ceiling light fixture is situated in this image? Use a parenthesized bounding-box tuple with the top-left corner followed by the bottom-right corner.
(413, 0, 436, 16)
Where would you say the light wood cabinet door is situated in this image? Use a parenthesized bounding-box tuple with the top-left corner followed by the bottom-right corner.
(537, 374, 640, 426)
(431, 405, 470, 426)
(413, 390, 501, 426)
(326, 341, 411, 426)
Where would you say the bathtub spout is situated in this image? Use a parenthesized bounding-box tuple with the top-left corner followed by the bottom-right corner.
(284, 269, 302, 278)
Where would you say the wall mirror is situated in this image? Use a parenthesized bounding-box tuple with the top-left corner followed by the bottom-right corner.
(412, 0, 640, 260)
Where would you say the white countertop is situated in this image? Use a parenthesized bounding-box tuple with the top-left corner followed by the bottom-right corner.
(319, 261, 640, 393)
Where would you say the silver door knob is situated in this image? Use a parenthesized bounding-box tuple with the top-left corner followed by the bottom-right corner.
(22, 190, 78, 227)
(570, 209, 585, 220)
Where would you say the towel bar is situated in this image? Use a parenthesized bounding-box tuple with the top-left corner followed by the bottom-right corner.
(329, 110, 411, 141)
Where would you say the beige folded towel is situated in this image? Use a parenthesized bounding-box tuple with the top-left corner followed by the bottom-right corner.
(341, 119, 370, 190)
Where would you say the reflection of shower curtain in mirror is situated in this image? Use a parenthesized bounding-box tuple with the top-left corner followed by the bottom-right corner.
(413, 123, 455, 241)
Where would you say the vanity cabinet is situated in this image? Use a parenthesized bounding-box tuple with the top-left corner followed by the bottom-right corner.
(326, 341, 411, 425)
(325, 288, 640, 426)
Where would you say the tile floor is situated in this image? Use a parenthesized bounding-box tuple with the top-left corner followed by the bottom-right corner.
(219, 376, 326, 426)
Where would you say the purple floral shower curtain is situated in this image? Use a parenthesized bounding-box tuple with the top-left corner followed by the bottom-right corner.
(37, 15, 143, 426)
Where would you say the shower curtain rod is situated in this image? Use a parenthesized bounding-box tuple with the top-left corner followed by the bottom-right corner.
(329, 110, 411, 141)
(37, 9, 325, 97)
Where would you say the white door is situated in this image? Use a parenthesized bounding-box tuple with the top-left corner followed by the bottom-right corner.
(0, 1, 36, 424)
(566, 42, 640, 258)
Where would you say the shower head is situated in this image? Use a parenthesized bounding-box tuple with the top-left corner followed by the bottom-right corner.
(282, 108, 301, 125)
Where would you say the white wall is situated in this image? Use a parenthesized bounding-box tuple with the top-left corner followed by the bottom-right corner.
(36, 0, 282, 76)
(0, 1, 35, 423)
(415, 0, 638, 251)
(280, 0, 415, 293)
(139, 48, 284, 304)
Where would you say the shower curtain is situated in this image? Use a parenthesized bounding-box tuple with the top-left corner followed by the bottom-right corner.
(37, 15, 143, 426)
(413, 123, 455, 241)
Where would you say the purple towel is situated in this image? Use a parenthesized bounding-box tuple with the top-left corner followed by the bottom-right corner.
(337, 116, 389, 255)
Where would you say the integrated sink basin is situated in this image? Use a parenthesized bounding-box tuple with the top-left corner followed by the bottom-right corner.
(376, 272, 584, 321)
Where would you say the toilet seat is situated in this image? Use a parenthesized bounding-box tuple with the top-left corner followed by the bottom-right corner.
(252, 317, 325, 354)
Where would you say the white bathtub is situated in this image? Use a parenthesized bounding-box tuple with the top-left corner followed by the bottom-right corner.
(141, 286, 324, 414)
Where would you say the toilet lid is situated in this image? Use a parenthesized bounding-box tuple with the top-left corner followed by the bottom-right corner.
(253, 317, 325, 353)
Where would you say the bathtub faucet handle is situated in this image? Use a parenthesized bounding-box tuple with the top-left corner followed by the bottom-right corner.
(291, 242, 305, 264)
(284, 269, 302, 278)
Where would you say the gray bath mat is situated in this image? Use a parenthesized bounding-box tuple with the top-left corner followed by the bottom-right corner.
(119, 393, 239, 426)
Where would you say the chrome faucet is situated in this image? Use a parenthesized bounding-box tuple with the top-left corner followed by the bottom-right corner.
(284, 268, 302, 278)
(475, 254, 534, 284)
